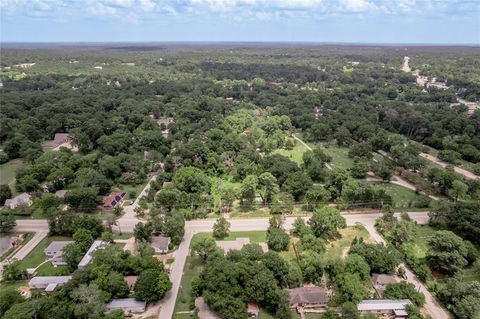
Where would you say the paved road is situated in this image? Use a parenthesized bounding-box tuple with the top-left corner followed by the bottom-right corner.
(420, 152, 479, 181)
(158, 211, 430, 319)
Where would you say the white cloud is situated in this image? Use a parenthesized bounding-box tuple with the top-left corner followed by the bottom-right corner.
(339, 0, 376, 12)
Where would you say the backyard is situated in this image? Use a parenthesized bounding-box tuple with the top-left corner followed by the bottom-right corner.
(0, 158, 25, 192)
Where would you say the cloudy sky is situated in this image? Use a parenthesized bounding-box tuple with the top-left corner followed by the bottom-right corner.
(1, 0, 479, 43)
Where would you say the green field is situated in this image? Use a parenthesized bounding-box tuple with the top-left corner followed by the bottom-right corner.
(0, 159, 25, 191)
(324, 224, 373, 260)
(321, 145, 354, 169)
(273, 144, 307, 165)
(371, 182, 431, 208)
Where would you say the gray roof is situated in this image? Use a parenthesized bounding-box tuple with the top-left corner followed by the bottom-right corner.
(78, 240, 107, 268)
(44, 241, 73, 254)
(29, 276, 72, 286)
(287, 287, 328, 306)
(4, 193, 31, 208)
(150, 236, 171, 250)
(107, 298, 146, 311)
(357, 299, 412, 311)
(371, 273, 397, 285)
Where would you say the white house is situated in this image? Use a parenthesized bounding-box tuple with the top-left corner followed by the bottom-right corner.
(44, 241, 74, 257)
(106, 298, 146, 314)
(29, 276, 72, 291)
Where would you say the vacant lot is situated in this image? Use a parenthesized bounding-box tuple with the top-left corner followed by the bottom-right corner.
(0, 158, 25, 190)
(371, 182, 431, 208)
(273, 144, 307, 165)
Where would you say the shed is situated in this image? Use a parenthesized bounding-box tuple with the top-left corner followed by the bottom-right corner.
(106, 298, 146, 313)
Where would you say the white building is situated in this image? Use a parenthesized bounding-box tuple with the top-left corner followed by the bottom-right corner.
(29, 276, 72, 291)
(357, 299, 412, 318)
(78, 240, 107, 268)
(106, 298, 146, 314)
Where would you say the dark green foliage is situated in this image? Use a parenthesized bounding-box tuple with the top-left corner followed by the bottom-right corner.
(134, 268, 172, 302)
(384, 281, 425, 306)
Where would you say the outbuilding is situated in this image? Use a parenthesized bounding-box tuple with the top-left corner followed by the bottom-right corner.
(29, 276, 72, 291)
(106, 298, 146, 314)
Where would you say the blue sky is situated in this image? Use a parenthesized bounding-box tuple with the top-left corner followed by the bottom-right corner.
(1, 0, 479, 44)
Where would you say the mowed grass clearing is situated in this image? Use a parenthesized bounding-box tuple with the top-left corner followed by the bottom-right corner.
(273, 144, 307, 165)
(370, 182, 431, 208)
(321, 145, 354, 169)
(0, 158, 25, 191)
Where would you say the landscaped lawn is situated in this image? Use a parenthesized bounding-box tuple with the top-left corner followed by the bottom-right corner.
(273, 144, 307, 165)
(35, 263, 70, 276)
(0, 158, 25, 191)
(370, 182, 431, 209)
(18, 236, 71, 270)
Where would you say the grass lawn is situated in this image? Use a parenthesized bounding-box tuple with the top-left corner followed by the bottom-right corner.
(35, 263, 70, 276)
(403, 224, 438, 259)
(0, 158, 25, 192)
(0, 280, 28, 294)
(370, 182, 431, 209)
(321, 145, 354, 169)
(112, 233, 133, 240)
(18, 236, 71, 270)
(273, 144, 307, 165)
(114, 181, 148, 201)
(323, 224, 373, 260)
(210, 176, 241, 208)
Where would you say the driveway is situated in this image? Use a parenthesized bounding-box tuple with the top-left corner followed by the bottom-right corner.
(420, 152, 479, 181)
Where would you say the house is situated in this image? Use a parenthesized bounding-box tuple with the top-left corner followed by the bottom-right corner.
(123, 276, 138, 290)
(371, 273, 398, 290)
(357, 299, 412, 318)
(195, 297, 221, 319)
(44, 241, 74, 257)
(29, 276, 72, 291)
(150, 236, 171, 254)
(106, 298, 146, 314)
(4, 193, 32, 209)
(78, 240, 107, 268)
(247, 302, 260, 317)
(47, 133, 71, 149)
(44, 241, 73, 266)
(286, 287, 328, 309)
(102, 192, 126, 209)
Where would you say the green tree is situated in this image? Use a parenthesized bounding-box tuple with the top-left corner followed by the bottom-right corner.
(258, 172, 280, 204)
(308, 206, 346, 240)
(64, 187, 99, 213)
(240, 174, 258, 205)
(163, 211, 185, 245)
(384, 281, 425, 306)
(2, 259, 27, 281)
(192, 237, 218, 261)
(0, 288, 24, 317)
(282, 171, 312, 200)
(134, 268, 172, 302)
(0, 184, 12, 205)
(0, 213, 16, 233)
(71, 284, 106, 319)
(73, 228, 94, 252)
(213, 217, 230, 239)
(267, 227, 290, 251)
(427, 230, 468, 274)
(173, 166, 211, 194)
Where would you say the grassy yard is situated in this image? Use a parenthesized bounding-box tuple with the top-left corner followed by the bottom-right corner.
(273, 144, 307, 165)
(0, 280, 28, 294)
(370, 182, 431, 209)
(18, 236, 71, 270)
(323, 224, 373, 260)
(0, 158, 25, 192)
(321, 145, 354, 169)
(35, 263, 70, 276)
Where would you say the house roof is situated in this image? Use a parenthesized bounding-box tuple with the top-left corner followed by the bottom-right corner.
(195, 297, 221, 319)
(124, 276, 138, 288)
(371, 273, 398, 285)
(44, 241, 73, 254)
(150, 236, 171, 250)
(357, 299, 412, 311)
(102, 192, 126, 207)
(216, 237, 250, 252)
(107, 298, 146, 310)
(4, 193, 31, 208)
(286, 287, 328, 306)
(78, 240, 107, 268)
(29, 276, 72, 286)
